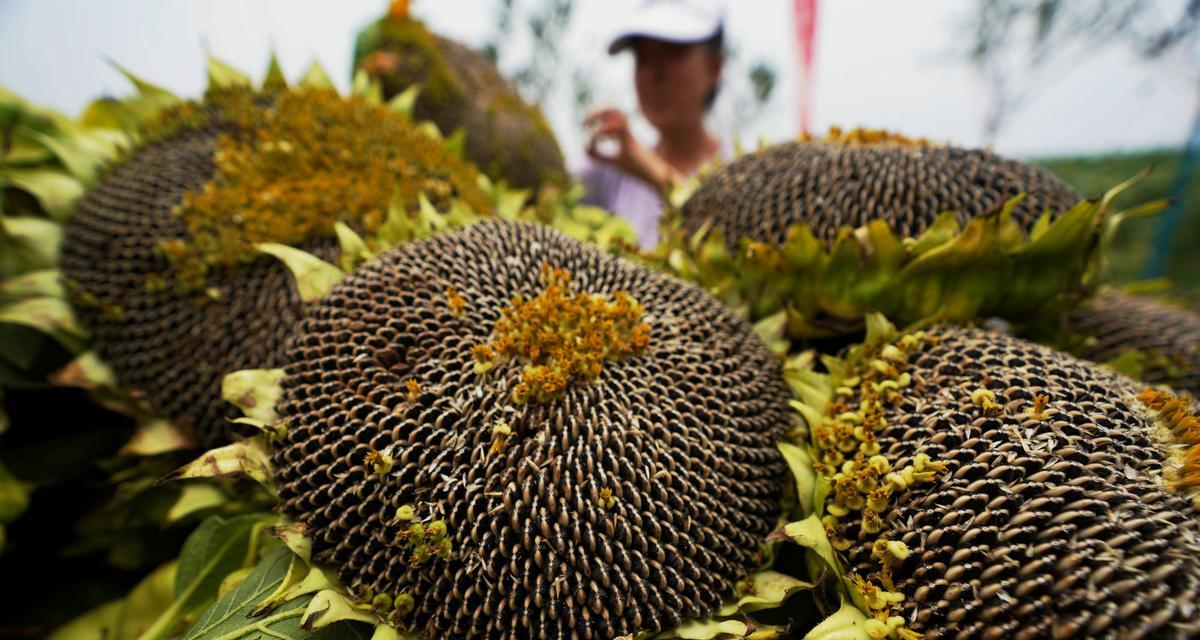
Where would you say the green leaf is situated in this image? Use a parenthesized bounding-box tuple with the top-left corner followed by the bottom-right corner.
(257, 243, 345, 301)
(862, 313, 896, 348)
(782, 515, 843, 577)
(371, 187, 488, 251)
(752, 310, 789, 356)
(269, 522, 314, 563)
(1, 168, 84, 220)
(207, 56, 251, 89)
(163, 439, 276, 492)
(416, 192, 448, 231)
(263, 54, 288, 91)
(218, 567, 257, 598)
(0, 213, 64, 273)
(374, 190, 416, 248)
(222, 368, 285, 423)
(0, 295, 87, 353)
(119, 418, 197, 456)
(788, 400, 823, 440)
(444, 128, 466, 158)
(812, 475, 832, 519)
(109, 59, 179, 103)
(717, 570, 813, 616)
(50, 350, 117, 389)
(350, 70, 382, 104)
(138, 514, 275, 640)
(302, 589, 377, 630)
(299, 61, 336, 90)
(18, 125, 108, 184)
(1001, 199, 1103, 313)
(822, 223, 902, 317)
(1027, 209, 1053, 243)
(4, 134, 55, 165)
(87, 62, 178, 128)
(77, 98, 140, 134)
(874, 216, 1003, 322)
(334, 222, 374, 271)
(416, 121, 443, 141)
(802, 597, 871, 640)
(493, 186, 529, 221)
(785, 367, 832, 418)
(370, 626, 418, 640)
(778, 441, 816, 516)
(165, 483, 230, 524)
(665, 618, 749, 639)
(906, 210, 960, 255)
(175, 515, 266, 594)
(386, 85, 421, 119)
(181, 549, 371, 640)
(249, 553, 332, 617)
(0, 269, 65, 301)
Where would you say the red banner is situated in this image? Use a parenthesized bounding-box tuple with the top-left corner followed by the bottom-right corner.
(793, 0, 818, 135)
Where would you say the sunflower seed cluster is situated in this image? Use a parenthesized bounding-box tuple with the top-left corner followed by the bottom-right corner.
(1067, 290, 1200, 396)
(60, 128, 326, 445)
(272, 220, 793, 639)
(682, 141, 1080, 247)
(844, 326, 1200, 640)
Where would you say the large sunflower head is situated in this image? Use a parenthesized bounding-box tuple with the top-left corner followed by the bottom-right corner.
(60, 79, 488, 444)
(272, 219, 795, 638)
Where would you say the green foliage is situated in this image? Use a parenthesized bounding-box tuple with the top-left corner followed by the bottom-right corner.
(133, 513, 277, 640)
(256, 244, 345, 303)
(181, 549, 370, 640)
(0, 86, 128, 383)
(802, 598, 871, 640)
(164, 440, 276, 494)
(1037, 149, 1200, 295)
(45, 512, 277, 640)
(663, 190, 1126, 338)
(0, 86, 127, 217)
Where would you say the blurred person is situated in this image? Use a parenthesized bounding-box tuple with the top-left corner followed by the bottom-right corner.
(579, 0, 727, 249)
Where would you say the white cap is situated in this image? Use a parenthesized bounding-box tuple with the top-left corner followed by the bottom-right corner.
(607, 0, 725, 55)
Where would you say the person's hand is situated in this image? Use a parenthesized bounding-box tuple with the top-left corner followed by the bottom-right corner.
(584, 108, 678, 191)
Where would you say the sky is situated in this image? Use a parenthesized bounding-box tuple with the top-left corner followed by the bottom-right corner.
(1, 0, 1196, 163)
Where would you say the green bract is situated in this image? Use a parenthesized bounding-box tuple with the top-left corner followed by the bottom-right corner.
(0, 82, 133, 387)
(661, 150, 1162, 339)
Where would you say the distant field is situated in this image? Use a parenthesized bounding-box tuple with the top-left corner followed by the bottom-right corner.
(1035, 149, 1199, 296)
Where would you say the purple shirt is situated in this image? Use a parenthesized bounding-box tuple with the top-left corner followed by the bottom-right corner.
(576, 142, 731, 250)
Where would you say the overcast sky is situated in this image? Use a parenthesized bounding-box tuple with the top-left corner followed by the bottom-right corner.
(1, 0, 1196, 163)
